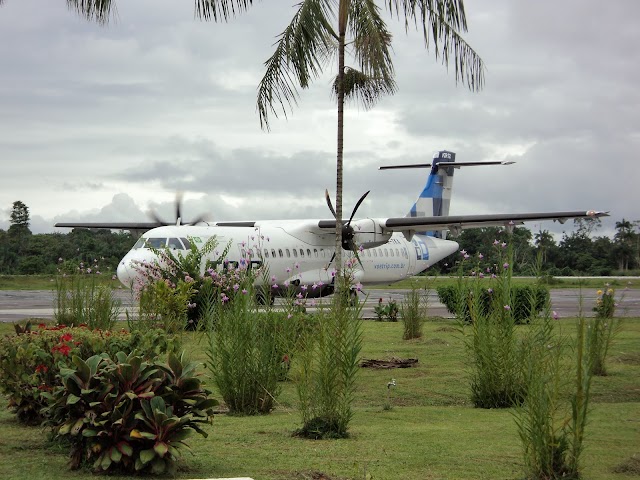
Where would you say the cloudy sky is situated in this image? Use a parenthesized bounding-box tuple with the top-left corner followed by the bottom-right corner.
(0, 0, 637, 240)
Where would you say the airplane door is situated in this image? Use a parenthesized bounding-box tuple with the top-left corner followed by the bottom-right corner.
(407, 241, 418, 275)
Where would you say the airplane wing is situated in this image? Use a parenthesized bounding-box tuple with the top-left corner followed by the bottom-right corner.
(54, 222, 162, 230)
(376, 210, 608, 236)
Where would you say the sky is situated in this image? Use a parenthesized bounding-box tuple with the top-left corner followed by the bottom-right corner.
(0, 0, 638, 240)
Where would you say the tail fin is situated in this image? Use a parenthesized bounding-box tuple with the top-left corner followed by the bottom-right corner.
(379, 151, 514, 239)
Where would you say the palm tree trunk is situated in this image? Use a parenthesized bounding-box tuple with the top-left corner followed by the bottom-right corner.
(334, 0, 348, 303)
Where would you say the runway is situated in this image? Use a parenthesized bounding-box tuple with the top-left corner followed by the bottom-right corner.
(0, 287, 638, 323)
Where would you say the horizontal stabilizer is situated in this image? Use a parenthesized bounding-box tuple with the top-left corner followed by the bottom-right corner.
(379, 161, 515, 171)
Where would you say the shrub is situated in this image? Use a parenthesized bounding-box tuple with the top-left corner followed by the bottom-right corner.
(588, 287, 622, 376)
(437, 284, 549, 324)
(54, 274, 122, 329)
(205, 277, 290, 415)
(374, 298, 399, 321)
(43, 352, 216, 474)
(0, 325, 179, 425)
(295, 275, 363, 439)
(400, 285, 428, 340)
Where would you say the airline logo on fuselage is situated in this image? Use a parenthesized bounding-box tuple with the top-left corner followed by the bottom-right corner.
(412, 237, 429, 261)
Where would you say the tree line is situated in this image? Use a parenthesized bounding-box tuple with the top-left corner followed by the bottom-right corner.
(1, 201, 638, 277)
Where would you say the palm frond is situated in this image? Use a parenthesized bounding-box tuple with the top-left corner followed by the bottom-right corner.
(257, 0, 336, 130)
(387, 0, 485, 91)
(195, 0, 255, 22)
(333, 67, 397, 110)
(66, 0, 115, 25)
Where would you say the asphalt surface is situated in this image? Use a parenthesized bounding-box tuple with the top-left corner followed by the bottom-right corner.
(1, 287, 638, 323)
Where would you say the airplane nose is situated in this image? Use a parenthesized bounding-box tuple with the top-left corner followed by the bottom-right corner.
(117, 259, 135, 288)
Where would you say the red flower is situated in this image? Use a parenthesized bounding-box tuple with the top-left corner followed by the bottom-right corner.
(38, 323, 47, 329)
(58, 344, 72, 356)
(52, 344, 72, 356)
(35, 364, 48, 374)
(60, 333, 73, 342)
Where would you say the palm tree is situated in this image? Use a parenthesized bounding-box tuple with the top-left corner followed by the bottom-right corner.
(205, 0, 485, 297)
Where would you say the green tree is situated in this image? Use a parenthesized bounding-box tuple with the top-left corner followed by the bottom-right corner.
(613, 218, 635, 271)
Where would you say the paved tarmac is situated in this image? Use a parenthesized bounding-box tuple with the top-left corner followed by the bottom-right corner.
(0, 287, 638, 323)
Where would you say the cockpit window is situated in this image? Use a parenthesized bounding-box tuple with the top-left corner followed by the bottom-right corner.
(144, 238, 167, 249)
(168, 238, 183, 250)
(181, 238, 191, 250)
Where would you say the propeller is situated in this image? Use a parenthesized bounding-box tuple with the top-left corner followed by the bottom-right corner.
(148, 192, 209, 226)
(325, 189, 370, 267)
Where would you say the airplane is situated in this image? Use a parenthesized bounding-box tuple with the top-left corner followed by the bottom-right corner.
(55, 150, 607, 300)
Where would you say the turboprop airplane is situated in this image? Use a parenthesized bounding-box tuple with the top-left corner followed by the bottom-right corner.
(55, 151, 607, 299)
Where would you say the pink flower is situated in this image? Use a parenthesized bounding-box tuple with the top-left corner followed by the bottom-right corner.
(478, 253, 484, 259)
(552, 311, 559, 320)
(503, 262, 509, 269)
(504, 305, 511, 311)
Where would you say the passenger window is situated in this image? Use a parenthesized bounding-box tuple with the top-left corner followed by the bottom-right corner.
(272, 249, 277, 258)
(396, 248, 400, 257)
(300, 249, 305, 257)
(307, 249, 311, 257)
(373, 250, 378, 257)
(264, 249, 269, 258)
(314, 249, 318, 258)
(286, 249, 291, 258)
(278, 249, 283, 257)
(293, 249, 298, 258)
(390, 249, 394, 257)
(384, 248, 389, 257)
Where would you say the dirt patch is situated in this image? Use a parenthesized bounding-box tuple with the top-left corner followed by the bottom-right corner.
(616, 352, 640, 365)
(613, 454, 640, 475)
(435, 326, 457, 333)
(360, 357, 418, 369)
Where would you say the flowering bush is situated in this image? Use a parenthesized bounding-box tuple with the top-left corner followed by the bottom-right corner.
(0, 324, 179, 425)
(593, 287, 616, 318)
(437, 284, 548, 324)
(43, 351, 216, 474)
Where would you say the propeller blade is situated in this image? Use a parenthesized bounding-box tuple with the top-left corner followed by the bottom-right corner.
(325, 189, 337, 219)
(347, 190, 370, 225)
(174, 192, 184, 225)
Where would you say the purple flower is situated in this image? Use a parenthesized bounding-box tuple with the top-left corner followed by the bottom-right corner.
(233, 283, 240, 292)
(184, 275, 194, 283)
(501, 242, 507, 248)
(504, 305, 511, 311)
(460, 249, 467, 256)
(301, 284, 308, 291)
(464, 253, 470, 260)
(487, 288, 493, 294)
(272, 283, 279, 289)
(355, 282, 363, 292)
(552, 311, 559, 320)
(493, 239, 499, 245)
(503, 262, 509, 269)
(478, 253, 484, 259)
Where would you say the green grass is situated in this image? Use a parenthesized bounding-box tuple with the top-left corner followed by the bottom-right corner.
(0, 275, 120, 290)
(0, 318, 638, 479)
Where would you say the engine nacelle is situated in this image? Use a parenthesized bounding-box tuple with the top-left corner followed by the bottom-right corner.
(350, 219, 391, 249)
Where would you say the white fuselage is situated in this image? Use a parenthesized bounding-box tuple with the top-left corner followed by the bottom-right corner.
(116, 220, 459, 296)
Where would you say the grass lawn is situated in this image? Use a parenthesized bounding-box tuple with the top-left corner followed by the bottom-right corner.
(0, 318, 638, 479)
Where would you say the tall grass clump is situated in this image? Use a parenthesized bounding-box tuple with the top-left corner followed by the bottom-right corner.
(295, 267, 362, 439)
(458, 241, 529, 408)
(54, 268, 121, 330)
(515, 309, 595, 480)
(205, 263, 300, 415)
(400, 282, 429, 340)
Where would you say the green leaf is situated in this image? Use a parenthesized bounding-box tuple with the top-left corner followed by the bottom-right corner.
(82, 428, 98, 437)
(168, 352, 183, 377)
(153, 441, 169, 458)
(139, 448, 156, 466)
(66, 394, 81, 405)
(109, 446, 122, 463)
(71, 417, 84, 436)
(116, 441, 133, 457)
